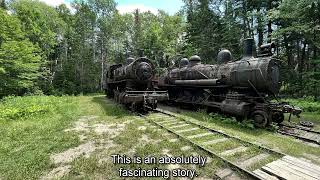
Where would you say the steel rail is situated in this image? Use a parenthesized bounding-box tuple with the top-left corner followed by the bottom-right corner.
(279, 123, 320, 135)
(277, 124, 320, 145)
(139, 113, 262, 180)
(138, 109, 292, 180)
(154, 108, 285, 157)
(156, 104, 319, 146)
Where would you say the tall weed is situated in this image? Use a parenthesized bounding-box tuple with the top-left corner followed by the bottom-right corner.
(0, 96, 76, 120)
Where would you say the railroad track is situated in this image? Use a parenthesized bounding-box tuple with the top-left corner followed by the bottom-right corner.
(277, 124, 320, 145)
(139, 108, 320, 180)
(160, 103, 320, 146)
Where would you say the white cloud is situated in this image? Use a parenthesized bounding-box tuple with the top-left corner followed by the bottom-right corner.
(38, 0, 75, 13)
(117, 4, 158, 15)
(38, 0, 65, 7)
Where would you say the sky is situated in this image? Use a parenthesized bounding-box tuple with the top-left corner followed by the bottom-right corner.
(39, 0, 184, 15)
(115, 0, 184, 14)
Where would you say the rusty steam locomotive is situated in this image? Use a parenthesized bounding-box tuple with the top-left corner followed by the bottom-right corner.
(158, 39, 302, 128)
(105, 56, 168, 111)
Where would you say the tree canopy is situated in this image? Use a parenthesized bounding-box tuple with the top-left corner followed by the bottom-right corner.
(0, 0, 319, 99)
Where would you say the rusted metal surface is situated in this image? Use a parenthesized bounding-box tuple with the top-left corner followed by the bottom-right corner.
(159, 54, 280, 94)
(113, 57, 155, 83)
(300, 121, 314, 128)
(157, 38, 302, 127)
(105, 57, 168, 111)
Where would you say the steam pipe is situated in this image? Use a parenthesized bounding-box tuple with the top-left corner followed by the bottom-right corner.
(173, 79, 219, 86)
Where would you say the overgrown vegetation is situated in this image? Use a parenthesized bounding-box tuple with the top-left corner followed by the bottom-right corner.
(0, 96, 81, 179)
(0, 0, 184, 97)
(0, 96, 62, 120)
(284, 98, 320, 113)
(1, 0, 319, 98)
(0, 96, 319, 179)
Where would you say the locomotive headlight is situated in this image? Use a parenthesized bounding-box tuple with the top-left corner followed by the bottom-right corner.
(136, 62, 153, 81)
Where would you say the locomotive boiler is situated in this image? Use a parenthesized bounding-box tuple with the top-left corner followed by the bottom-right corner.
(158, 39, 301, 128)
(105, 56, 168, 111)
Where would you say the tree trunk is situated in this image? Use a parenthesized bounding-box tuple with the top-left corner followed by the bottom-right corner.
(299, 41, 306, 96)
(242, 0, 249, 38)
(306, 44, 310, 71)
(100, 39, 105, 91)
(284, 35, 292, 67)
(267, 0, 273, 43)
(81, 61, 84, 93)
(313, 31, 318, 100)
(257, 6, 263, 46)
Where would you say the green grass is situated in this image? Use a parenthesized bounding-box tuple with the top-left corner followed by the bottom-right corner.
(1, 96, 319, 179)
(0, 96, 82, 179)
(61, 97, 223, 179)
(283, 98, 320, 113)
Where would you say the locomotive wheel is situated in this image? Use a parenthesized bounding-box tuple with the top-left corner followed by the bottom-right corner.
(272, 112, 285, 124)
(252, 111, 269, 128)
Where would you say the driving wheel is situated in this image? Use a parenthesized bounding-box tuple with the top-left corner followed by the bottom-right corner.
(252, 110, 269, 128)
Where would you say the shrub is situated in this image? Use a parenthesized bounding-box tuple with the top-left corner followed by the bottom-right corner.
(283, 98, 320, 113)
(0, 96, 75, 120)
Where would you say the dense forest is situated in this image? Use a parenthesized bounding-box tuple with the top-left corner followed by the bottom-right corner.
(0, 0, 319, 99)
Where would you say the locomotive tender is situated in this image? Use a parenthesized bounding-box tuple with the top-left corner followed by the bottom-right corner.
(158, 38, 302, 128)
(105, 56, 168, 111)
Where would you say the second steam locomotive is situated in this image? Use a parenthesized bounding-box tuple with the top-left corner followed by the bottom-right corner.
(158, 39, 302, 128)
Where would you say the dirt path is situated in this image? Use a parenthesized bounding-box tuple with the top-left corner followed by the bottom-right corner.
(41, 115, 128, 179)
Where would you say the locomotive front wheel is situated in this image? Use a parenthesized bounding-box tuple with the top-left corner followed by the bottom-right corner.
(252, 111, 269, 128)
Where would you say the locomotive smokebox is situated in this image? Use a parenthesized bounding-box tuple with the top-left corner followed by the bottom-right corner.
(113, 57, 155, 84)
(243, 38, 255, 58)
(136, 62, 153, 81)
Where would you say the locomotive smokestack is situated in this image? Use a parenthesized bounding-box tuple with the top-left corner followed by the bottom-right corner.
(243, 38, 256, 58)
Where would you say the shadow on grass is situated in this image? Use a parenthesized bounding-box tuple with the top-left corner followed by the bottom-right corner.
(91, 96, 131, 118)
(184, 111, 270, 137)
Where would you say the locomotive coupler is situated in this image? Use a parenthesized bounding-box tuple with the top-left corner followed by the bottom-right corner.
(282, 105, 302, 116)
(282, 104, 302, 122)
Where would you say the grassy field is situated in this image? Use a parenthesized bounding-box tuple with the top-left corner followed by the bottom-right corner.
(0, 95, 319, 179)
(0, 96, 82, 179)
